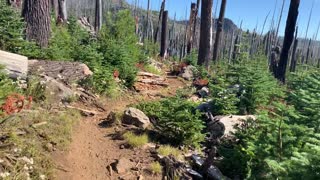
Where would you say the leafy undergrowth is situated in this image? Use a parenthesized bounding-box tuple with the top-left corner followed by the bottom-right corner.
(0, 109, 81, 179)
(136, 96, 205, 148)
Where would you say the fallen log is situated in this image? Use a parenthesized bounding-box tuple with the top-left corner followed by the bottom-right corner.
(137, 71, 161, 78)
(137, 79, 169, 87)
(0, 50, 28, 79)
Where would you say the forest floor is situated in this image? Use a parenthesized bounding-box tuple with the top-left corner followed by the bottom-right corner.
(52, 73, 187, 180)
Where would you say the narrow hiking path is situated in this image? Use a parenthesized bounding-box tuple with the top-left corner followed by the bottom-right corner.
(52, 75, 187, 180)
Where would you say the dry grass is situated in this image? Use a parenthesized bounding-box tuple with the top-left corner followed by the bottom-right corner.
(149, 161, 162, 174)
(0, 108, 81, 179)
(123, 132, 149, 148)
(157, 145, 183, 160)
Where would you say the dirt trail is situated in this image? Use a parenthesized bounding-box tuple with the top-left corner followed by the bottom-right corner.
(52, 77, 186, 180)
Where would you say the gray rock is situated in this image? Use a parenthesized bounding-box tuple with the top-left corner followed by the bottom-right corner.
(207, 165, 227, 180)
(197, 87, 210, 98)
(123, 107, 151, 129)
(43, 76, 74, 101)
(181, 65, 196, 81)
(208, 115, 256, 138)
(114, 158, 134, 174)
(196, 101, 213, 113)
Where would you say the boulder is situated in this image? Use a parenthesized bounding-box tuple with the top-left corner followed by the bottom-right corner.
(197, 87, 210, 98)
(43, 76, 74, 102)
(208, 115, 256, 138)
(0, 50, 28, 79)
(122, 107, 151, 129)
(114, 158, 134, 174)
(181, 65, 196, 81)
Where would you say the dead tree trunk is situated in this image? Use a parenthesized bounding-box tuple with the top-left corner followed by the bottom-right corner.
(144, 0, 151, 41)
(198, 0, 213, 68)
(160, 11, 168, 59)
(154, 0, 166, 43)
(50, 0, 59, 20)
(290, 26, 299, 72)
(94, 0, 102, 32)
(58, 0, 67, 22)
(305, 38, 312, 65)
(232, 35, 239, 61)
(192, 0, 201, 47)
(275, 0, 300, 83)
(187, 3, 197, 54)
(212, 0, 227, 62)
(23, 0, 51, 48)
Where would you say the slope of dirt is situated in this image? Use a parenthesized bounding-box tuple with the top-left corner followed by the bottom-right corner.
(52, 76, 187, 180)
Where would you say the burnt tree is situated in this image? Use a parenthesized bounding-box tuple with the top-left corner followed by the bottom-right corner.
(212, 0, 227, 62)
(186, 3, 197, 54)
(289, 26, 299, 72)
(95, 0, 102, 32)
(160, 11, 168, 59)
(198, 0, 213, 68)
(275, 0, 300, 83)
(23, 0, 51, 48)
(154, 0, 166, 43)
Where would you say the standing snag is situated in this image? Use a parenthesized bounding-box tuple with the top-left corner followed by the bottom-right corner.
(160, 11, 168, 59)
(198, 0, 213, 68)
(23, 0, 51, 48)
(275, 0, 300, 83)
(212, 0, 227, 62)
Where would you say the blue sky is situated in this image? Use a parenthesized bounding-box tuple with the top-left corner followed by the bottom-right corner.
(127, 0, 320, 40)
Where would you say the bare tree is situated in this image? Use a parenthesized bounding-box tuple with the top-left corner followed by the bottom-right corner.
(95, 0, 102, 32)
(58, 0, 67, 22)
(290, 26, 298, 72)
(186, 3, 197, 54)
(275, 0, 300, 83)
(160, 11, 168, 59)
(154, 0, 166, 43)
(23, 0, 51, 48)
(198, 0, 213, 68)
(212, 0, 227, 62)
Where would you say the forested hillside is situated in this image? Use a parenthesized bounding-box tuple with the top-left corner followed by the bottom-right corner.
(1, 0, 320, 179)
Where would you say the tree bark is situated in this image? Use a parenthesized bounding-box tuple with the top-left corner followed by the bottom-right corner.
(160, 11, 168, 59)
(186, 3, 197, 54)
(290, 26, 298, 72)
(275, 0, 300, 83)
(50, 0, 59, 20)
(95, 0, 102, 32)
(154, 0, 166, 43)
(212, 0, 227, 62)
(58, 0, 67, 22)
(305, 38, 312, 65)
(23, 0, 51, 48)
(198, 0, 213, 68)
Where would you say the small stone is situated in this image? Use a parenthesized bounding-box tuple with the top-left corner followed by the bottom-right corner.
(114, 158, 134, 174)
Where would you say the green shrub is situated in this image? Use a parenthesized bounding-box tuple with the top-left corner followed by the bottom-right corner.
(185, 49, 198, 66)
(0, 0, 25, 52)
(123, 131, 149, 148)
(98, 10, 140, 88)
(219, 71, 320, 179)
(136, 97, 205, 148)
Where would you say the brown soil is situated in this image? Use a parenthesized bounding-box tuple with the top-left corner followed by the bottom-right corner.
(52, 76, 187, 180)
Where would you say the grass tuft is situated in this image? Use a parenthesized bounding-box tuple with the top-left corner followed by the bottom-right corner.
(149, 161, 162, 174)
(157, 145, 183, 160)
(123, 132, 148, 148)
